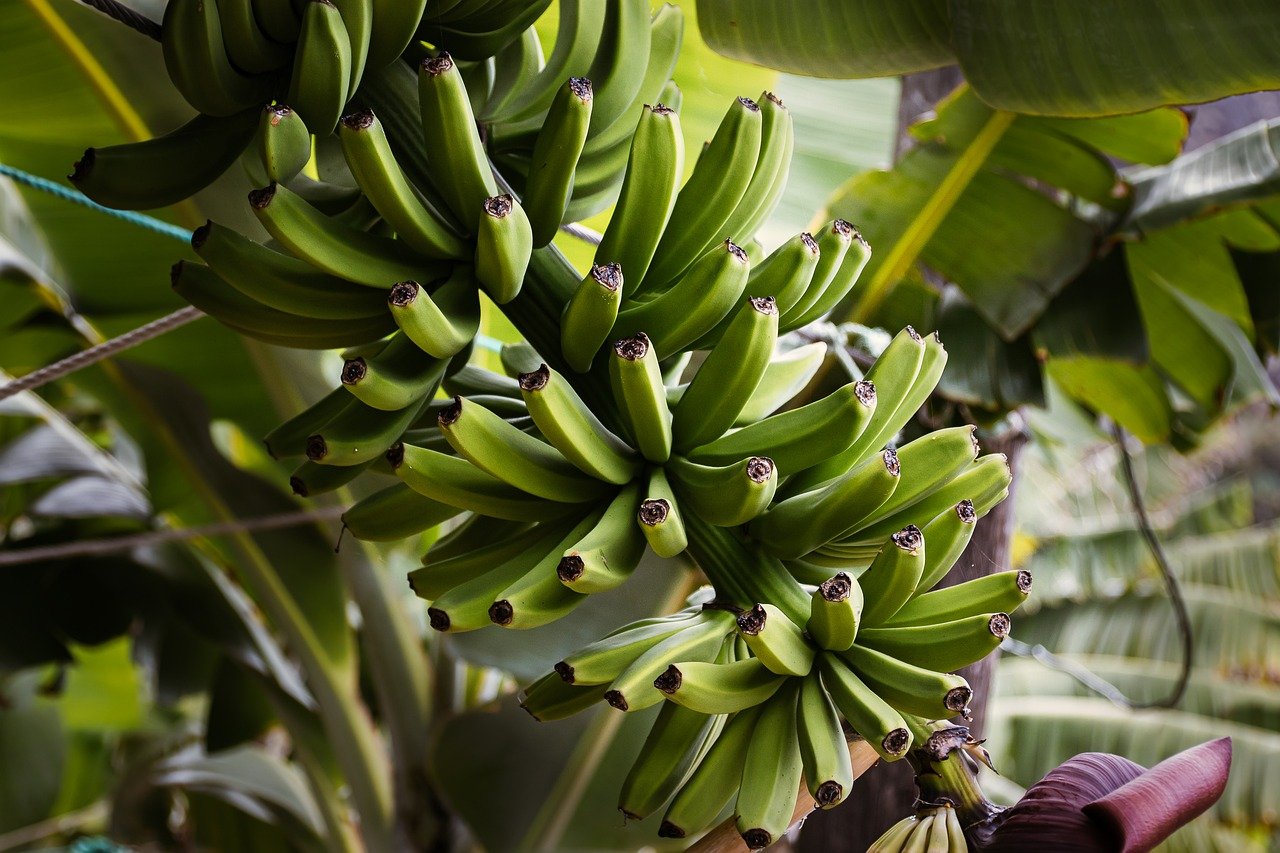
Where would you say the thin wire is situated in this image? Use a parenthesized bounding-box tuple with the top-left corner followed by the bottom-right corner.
(0, 306, 205, 402)
(559, 222, 602, 246)
(1112, 422, 1194, 708)
(1000, 637, 1138, 710)
(76, 0, 161, 41)
(0, 164, 192, 242)
(0, 506, 344, 566)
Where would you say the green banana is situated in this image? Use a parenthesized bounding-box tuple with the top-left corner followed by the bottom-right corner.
(245, 105, 312, 186)
(338, 109, 469, 258)
(690, 379, 876, 473)
(618, 702, 723, 821)
(286, 0, 352, 133)
(306, 397, 431, 466)
(750, 231, 821, 317)
(367, 0, 428, 67)
(671, 296, 778, 452)
(807, 572, 863, 651)
(162, 0, 272, 117)
(474, 194, 532, 303)
(484, 27, 544, 122)
(604, 611, 734, 712)
(289, 457, 374, 497)
(786, 229, 873, 330)
(667, 455, 776, 527)
(209, 0, 283, 91)
(780, 219, 854, 330)
(612, 240, 751, 356)
(858, 525, 927, 626)
(914, 500, 980, 593)
(524, 77, 593, 246)
(251, 0, 300, 42)
(659, 704, 763, 839)
(887, 569, 1032, 627)
(487, 0, 606, 123)
(734, 680, 803, 850)
(192, 221, 387, 319)
(818, 655, 911, 762)
(410, 521, 543, 599)
(840, 644, 973, 719)
(418, 51, 499, 229)
(642, 96, 762, 290)
(706, 90, 792, 264)
(340, 331, 444, 411)
(264, 388, 354, 458)
(858, 612, 1011, 673)
(561, 262, 624, 373)
(557, 485, 646, 593)
(655, 657, 785, 714)
(438, 396, 610, 502)
(249, 182, 444, 287)
(519, 671, 608, 721)
(609, 333, 672, 463)
(387, 274, 480, 359)
(71, 110, 258, 210)
(444, 364, 522, 398)
(582, 0, 651, 136)
(593, 104, 683, 287)
(555, 609, 704, 685)
(843, 457, 1010, 545)
(797, 671, 854, 809)
(737, 603, 814, 676)
(748, 448, 901, 560)
(394, 442, 570, 520)
(341, 481, 462, 541)
(519, 364, 639, 484)
(488, 510, 602, 629)
(638, 467, 687, 558)
(330, 0, 373, 98)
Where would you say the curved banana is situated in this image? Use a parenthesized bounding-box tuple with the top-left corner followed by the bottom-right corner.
(914, 500, 980, 592)
(859, 525, 927, 626)
(394, 442, 573, 520)
(306, 397, 431, 466)
(659, 704, 763, 839)
(264, 388, 354, 459)
(246, 105, 312, 186)
(807, 572, 864, 651)
(162, 0, 272, 117)
(519, 671, 608, 722)
(840, 644, 973, 719)
(858, 612, 1011, 673)
(844, 456, 1010, 545)
(340, 331, 444, 411)
(561, 262, 624, 373)
(519, 364, 639, 484)
(555, 608, 703, 685)
(608, 333, 672, 463)
(734, 680, 803, 850)
(888, 569, 1032, 627)
(638, 467, 687, 558)
(487, 510, 602, 629)
(367, 0, 428, 68)
(667, 455, 776, 527)
(786, 228, 873, 330)
(474, 194, 532, 304)
(410, 521, 542, 599)
(341, 481, 462, 541)
(418, 52, 499, 229)
(524, 78, 594, 246)
(737, 603, 814, 676)
(751, 231, 821, 317)
(287, 0, 353, 133)
(818, 655, 911, 762)
(655, 657, 785, 714)
(618, 702, 723, 821)
(711, 90, 792, 263)
(387, 274, 480, 359)
(797, 671, 854, 808)
(779, 219, 854, 330)
(557, 485, 646, 593)
(604, 611, 734, 712)
(734, 341, 827, 425)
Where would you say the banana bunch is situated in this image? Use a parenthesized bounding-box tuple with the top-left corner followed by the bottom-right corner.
(869, 804, 969, 853)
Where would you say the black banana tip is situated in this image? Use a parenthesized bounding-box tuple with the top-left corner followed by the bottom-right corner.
(906, 324, 922, 342)
(945, 686, 974, 714)
(304, 434, 327, 461)
(248, 184, 277, 209)
(168, 261, 184, 288)
(569, 77, 593, 100)
(762, 90, 785, 108)
(483, 194, 514, 218)
(988, 613, 1012, 638)
(591, 262, 623, 291)
(1016, 570, 1033, 593)
(427, 608, 450, 631)
(892, 524, 923, 553)
(657, 821, 686, 839)
(884, 727, 912, 756)
(801, 232, 819, 252)
(614, 333, 650, 361)
(519, 364, 551, 392)
(855, 380, 876, 406)
(832, 218, 854, 238)
(488, 600, 514, 626)
(737, 96, 761, 112)
(737, 604, 767, 635)
(340, 358, 367, 386)
(554, 661, 575, 683)
(649, 103, 676, 116)
(883, 447, 900, 477)
(438, 396, 463, 427)
(604, 690, 628, 711)
(746, 457, 774, 483)
(385, 442, 404, 468)
(956, 499, 977, 523)
(265, 104, 294, 121)
(289, 476, 308, 497)
(422, 52, 454, 75)
(820, 572, 852, 602)
(556, 555, 584, 582)
(191, 221, 212, 249)
(388, 280, 419, 307)
(741, 828, 772, 849)
(749, 296, 778, 315)
(340, 109, 375, 130)
(816, 781, 844, 807)
(637, 498, 670, 526)
(69, 148, 94, 183)
(653, 665, 682, 694)
(725, 240, 749, 263)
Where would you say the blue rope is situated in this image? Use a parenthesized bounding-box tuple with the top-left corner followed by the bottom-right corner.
(0, 163, 192, 243)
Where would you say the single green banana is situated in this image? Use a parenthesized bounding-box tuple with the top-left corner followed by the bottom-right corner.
(340, 331, 444, 411)
(797, 671, 854, 809)
(659, 705, 763, 839)
(847, 426, 981, 534)
(780, 219, 854, 330)
(218, 0, 289, 74)
(487, 0, 606, 123)
(330, 0, 373, 98)
(71, 110, 258, 210)
(418, 52, 499, 229)
(519, 671, 608, 721)
(914, 500, 981, 592)
(748, 448, 901, 560)
(410, 521, 543, 599)
(704, 90, 791, 263)
(604, 610, 734, 712)
(733, 680, 803, 850)
(285, 0, 352, 132)
(839, 644, 973, 719)
(488, 510, 603, 629)
(690, 379, 876, 473)
(737, 603, 814, 677)
(438, 396, 610, 502)
(609, 333, 673, 463)
(264, 388, 354, 458)
(942, 803, 967, 852)
(341, 481, 462, 541)
(843, 457, 1010, 545)
(887, 569, 1032, 627)
(245, 105, 311, 186)
(671, 296, 778, 452)
(750, 231, 821, 316)
(561, 262, 624, 373)
(289, 457, 374, 497)
(191, 221, 388, 319)
(818, 655, 911, 762)
(474, 194, 532, 304)
(581, 0, 650, 137)
(807, 572, 864, 651)
(555, 608, 704, 685)
(338, 109, 469, 258)
(655, 657, 785, 715)
(666, 455, 776, 527)
(251, 0, 299, 42)
(426, 516, 579, 632)
(443, 364, 522, 398)
(519, 364, 639, 485)
(618, 702, 723, 820)
(786, 229, 873, 330)
(305, 396, 430, 466)
(858, 612, 1011, 673)
(367, 0, 427, 67)
(638, 467, 687, 558)
(394, 442, 570, 520)
(249, 182, 444, 286)
(642, 96, 762, 290)
(171, 261, 395, 348)
(162, 0, 272, 117)
(483, 27, 544, 121)
(613, 239, 752, 356)
(524, 77, 593, 246)
(593, 104, 683, 287)
(387, 274, 480, 359)
(858, 525, 927, 626)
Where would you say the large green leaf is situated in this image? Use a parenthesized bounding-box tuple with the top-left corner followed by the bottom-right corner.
(696, 0, 1280, 117)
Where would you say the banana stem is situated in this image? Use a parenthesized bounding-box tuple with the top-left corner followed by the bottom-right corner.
(683, 515, 810, 625)
(908, 721, 1003, 830)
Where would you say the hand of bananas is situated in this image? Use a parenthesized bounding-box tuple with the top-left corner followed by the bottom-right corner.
(76, 2, 1029, 848)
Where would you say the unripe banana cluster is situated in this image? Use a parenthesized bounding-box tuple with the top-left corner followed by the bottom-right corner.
(870, 803, 969, 853)
(75, 3, 1032, 848)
